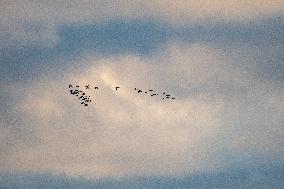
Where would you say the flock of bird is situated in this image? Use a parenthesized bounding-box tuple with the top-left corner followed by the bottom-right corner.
(69, 84, 176, 106)
(134, 88, 175, 99)
(69, 85, 92, 106)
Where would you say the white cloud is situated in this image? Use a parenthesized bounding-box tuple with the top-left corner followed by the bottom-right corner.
(1, 43, 283, 178)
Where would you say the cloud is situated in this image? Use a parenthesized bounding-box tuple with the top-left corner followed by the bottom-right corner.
(1, 42, 283, 178)
(0, 19, 59, 49)
(2, 0, 283, 24)
(146, 0, 284, 25)
(1, 0, 283, 48)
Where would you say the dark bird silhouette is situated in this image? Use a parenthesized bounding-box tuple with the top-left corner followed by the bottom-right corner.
(138, 90, 142, 93)
(71, 89, 79, 95)
(95, 87, 98, 89)
(85, 85, 90, 89)
(115, 87, 120, 90)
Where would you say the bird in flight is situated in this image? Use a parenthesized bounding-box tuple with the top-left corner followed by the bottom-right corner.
(69, 84, 176, 107)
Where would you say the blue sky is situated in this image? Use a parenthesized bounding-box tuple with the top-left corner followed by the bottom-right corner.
(0, 1, 283, 188)
(1, 163, 284, 189)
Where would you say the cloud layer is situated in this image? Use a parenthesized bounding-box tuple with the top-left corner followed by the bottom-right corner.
(2, 0, 283, 24)
(1, 43, 283, 178)
(1, 1, 283, 183)
(1, 0, 283, 48)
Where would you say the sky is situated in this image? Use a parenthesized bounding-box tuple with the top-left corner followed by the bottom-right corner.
(0, 1, 284, 188)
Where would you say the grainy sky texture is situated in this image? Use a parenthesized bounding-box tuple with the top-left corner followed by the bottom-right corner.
(0, 1, 284, 188)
